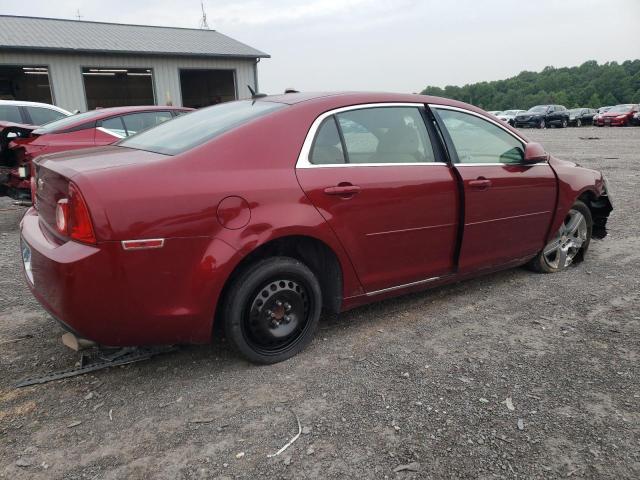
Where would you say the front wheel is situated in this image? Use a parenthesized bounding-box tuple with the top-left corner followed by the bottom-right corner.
(528, 201, 592, 273)
(561, 119, 568, 128)
(576, 119, 582, 127)
(222, 257, 322, 364)
(539, 119, 546, 129)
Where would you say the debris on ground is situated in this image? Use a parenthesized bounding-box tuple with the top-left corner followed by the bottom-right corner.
(394, 462, 421, 473)
(0, 334, 33, 345)
(15, 345, 177, 388)
(503, 397, 515, 411)
(267, 410, 302, 458)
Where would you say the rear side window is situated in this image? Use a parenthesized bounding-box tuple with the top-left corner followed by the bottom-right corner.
(119, 100, 286, 155)
(309, 118, 345, 164)
(435, 109, 524, 164)
(25, 106, 67, 125)
(0, 105, 22, 123)
(100, 117, 127, 138)
(335, 107, 435, 164)
(122, 111, 172, 136)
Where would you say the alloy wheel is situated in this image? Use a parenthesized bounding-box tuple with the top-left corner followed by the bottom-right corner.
(542, 209, 587, 269)
(576, 119, 582, 127)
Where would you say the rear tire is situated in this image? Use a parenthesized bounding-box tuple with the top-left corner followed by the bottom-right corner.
(561, 118, 568, 128)
(539, 119, 546, 129)
(528, 200, 592, 273)
(576, 119, 582, 127)
(222, 257, 322, 364)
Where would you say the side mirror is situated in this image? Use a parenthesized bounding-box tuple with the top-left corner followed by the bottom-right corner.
(523, 142, 548, 164)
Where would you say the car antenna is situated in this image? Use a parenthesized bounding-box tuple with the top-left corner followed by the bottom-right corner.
(247, 85, 267, 99)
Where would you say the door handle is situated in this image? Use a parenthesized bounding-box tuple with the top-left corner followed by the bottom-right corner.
(468, 177, 492, 189)
(323, 184, 361, 196)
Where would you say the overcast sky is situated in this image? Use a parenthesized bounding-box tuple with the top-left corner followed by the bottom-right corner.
(1, 0, 638, 94)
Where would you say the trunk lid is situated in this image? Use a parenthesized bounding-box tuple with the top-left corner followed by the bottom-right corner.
(33, 146, 167, 237)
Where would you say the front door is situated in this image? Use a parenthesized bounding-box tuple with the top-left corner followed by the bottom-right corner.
(432, 106, 556, 273)
(296, 105, 459, 293)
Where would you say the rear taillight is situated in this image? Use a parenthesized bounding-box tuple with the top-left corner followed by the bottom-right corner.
(55, 183, 96, 244)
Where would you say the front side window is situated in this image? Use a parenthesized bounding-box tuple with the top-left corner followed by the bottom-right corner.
(26, 106, 67, 125)
(0, 105, 22, 123)
(122, 111, 172, 136)
(334, 106, 435, 164)
(436, 109, 524, 164)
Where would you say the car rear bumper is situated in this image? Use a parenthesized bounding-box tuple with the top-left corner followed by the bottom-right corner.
(20, 208, 237, 346)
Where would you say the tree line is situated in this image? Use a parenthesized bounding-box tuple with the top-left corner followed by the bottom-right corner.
(420, 60, 640, 110)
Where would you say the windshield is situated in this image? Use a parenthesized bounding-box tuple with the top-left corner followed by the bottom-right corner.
(502, 110, 518, 115)
(119, 100, 286, 155)
(33, 109, 106, 133)
(568, 109, 582, 114)
(608, 104, 632, 113)
(527, 106, 549, 114)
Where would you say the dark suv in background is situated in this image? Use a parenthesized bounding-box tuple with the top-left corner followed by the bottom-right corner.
(514, 105, 570, 129)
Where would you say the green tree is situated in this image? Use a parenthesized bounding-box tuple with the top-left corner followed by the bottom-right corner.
(420, 59, 640, 110)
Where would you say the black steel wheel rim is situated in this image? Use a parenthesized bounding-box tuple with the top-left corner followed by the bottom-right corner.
(242, 276, 314, 356)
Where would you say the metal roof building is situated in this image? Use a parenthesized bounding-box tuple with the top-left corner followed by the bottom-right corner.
(0, 15, 269, 112)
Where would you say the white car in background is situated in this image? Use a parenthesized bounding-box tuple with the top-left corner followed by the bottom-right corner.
(0, 100, 72, 126)
(498, 109, 526, 126)
(487, 110, 503, 116)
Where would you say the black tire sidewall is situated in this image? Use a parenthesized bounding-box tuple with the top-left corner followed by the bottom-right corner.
(222, 257, 322, 364)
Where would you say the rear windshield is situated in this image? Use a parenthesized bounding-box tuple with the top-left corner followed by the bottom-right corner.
(33, 110, 105, 133)
(118, 100, 286, 155)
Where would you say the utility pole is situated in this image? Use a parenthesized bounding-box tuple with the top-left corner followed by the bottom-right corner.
(76, 9, 83, 21)
(199, 1, 210, 29)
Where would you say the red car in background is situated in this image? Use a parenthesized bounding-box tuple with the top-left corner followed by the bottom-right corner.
(593, 104, 640, 127)
(20, 92, 613, 364)
(1, 105, 192, 199)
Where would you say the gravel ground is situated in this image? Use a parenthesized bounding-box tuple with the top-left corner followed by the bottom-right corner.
(0, 126, 638, 479)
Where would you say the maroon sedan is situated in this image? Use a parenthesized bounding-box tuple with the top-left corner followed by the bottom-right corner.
(1, 105, 192, 199)
(593, 103, 640, 127)
(20, 92, 613, 364)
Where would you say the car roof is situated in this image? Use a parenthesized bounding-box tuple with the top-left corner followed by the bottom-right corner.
(0, 99, 71, 114)
(86, 105, 192, 116)
(32, 105, 194, 134)
(258, 91, 469, 107)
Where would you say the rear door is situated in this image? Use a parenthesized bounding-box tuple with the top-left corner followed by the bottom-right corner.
(432, 106, 556, 273)
(296, 104, 458, 294)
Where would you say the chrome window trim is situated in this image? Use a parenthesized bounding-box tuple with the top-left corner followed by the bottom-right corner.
(455, 162, 548, 167)
(428, 104, 550, 166)
(96, 126, 125, 139)
(295, 102, 445, 169)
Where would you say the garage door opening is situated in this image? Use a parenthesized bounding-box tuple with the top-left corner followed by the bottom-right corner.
(179, 69, 236, 108)
(82, 67, 155, 110)
(0, 65, 53, 103)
